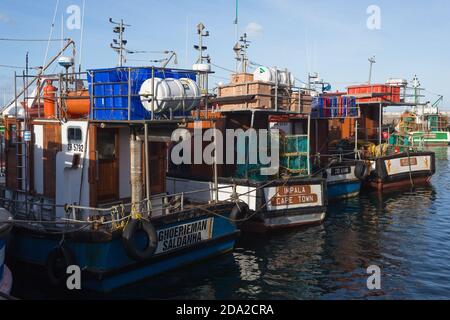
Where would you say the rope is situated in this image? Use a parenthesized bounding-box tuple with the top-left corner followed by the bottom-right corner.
(43, 0, 61, 67)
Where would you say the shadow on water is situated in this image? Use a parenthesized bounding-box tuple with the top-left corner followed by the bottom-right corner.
(12, 148, 450, 300)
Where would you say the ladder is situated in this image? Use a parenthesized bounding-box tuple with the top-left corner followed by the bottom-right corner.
(13, 130, 30, 217)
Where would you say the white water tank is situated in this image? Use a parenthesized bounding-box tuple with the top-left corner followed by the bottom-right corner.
(139, 78, 201, 113)
(253, 66, 294, 86)
(193, 63, 211, 72)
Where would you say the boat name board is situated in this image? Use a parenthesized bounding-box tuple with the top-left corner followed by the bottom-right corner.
(331, 166, 351, 176)
(268, 185, 321, 208)
(400, 158, 417, 167)
(385, 155, 431, 176)
(155, 218, 214, 255)
(67, 143, 84, 152)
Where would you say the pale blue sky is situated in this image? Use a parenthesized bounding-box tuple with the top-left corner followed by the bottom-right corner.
(1, 0, 449, 108)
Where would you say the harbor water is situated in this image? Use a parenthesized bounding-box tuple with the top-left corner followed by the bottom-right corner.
(12, 147, 450, 300)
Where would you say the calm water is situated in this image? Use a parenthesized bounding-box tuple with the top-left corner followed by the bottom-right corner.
(13, 147, 450, 300)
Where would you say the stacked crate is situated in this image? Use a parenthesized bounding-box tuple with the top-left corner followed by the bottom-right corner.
(347, 84, 401, 104)
(280, 135, 309, 176)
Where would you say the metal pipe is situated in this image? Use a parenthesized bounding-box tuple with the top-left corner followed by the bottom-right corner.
(130, 129, 143, 213)
(307, 114, 311, 176)
(213, 121, 219, 202)
(379, 103, 382, 145)
(1, 39, 75, 113)
(151, 67, 155, 120)
(144, 123, 151, 215)
(274, 67, 278, 111)
(355, 120, 359, 160)
(14, 71, 17, 117)
(127, 68, 131, 121)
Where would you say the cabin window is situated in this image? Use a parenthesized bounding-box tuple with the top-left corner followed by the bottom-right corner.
(68, 127, 83, 144)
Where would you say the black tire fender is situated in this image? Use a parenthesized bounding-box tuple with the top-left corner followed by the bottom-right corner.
(229, 202, 249, 223)
(46, 245, 75, 287)
(122, 219, 158, 261)
(354, 161, 369, 180)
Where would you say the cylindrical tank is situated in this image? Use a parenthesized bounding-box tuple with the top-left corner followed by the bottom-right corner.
(43, 80, 57, 118)
(193, 63, 211, 72)
(253, 66, 294, 86)
(139, 78, 201, 113)
(65, 89, 90, 117)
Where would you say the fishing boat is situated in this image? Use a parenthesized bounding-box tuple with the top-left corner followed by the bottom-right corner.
(394, 76, 449, 147)
(398, 109, 450, 147)
(342, 80, 436, 191)
(167, 36, 327, 233)
(0, 209, 13, 295)
(309, 92, 368, 201)
(0, 25, 240, 292)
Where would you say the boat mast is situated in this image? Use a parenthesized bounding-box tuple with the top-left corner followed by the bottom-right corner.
(109, 18, 130, 67)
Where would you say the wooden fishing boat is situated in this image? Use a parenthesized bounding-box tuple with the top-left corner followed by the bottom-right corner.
(166, 39, 328, 233)
(338, 81, 436, 191)
(0, 32, 240, 292)
(309, 94, 367, 201)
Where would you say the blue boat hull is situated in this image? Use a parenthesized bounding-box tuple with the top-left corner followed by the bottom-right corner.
(10, 214, 239, 292)
(327, 180, 361, 201)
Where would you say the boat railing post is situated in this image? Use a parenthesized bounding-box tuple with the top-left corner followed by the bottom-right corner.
(307, 114, 311, 176)
(379, 102, 382, 145)
(213, 120, 219, 202)
(58, 73, 63, 119)
(128, 67, 131, 121)
(89, 71, 93, 119)
(151, 67, 155, 120)
(274, 67, 278, 111)
(355, 120, 359, 160)
(181, 192, 185, 211)
(144, 122, 151, 216)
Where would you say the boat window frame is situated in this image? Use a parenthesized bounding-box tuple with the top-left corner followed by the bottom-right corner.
(67, 126, 83, 144)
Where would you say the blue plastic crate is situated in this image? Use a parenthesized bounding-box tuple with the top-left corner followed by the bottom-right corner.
(87, 67, 197, 121)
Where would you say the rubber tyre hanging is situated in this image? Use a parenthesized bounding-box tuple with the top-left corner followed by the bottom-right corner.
(46, 245, 76, 287)
(354, 161, 369, 180)
(230, 202, 250, 224)
(122, 219, 158, 261)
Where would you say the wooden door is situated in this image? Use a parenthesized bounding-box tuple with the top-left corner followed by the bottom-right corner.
(96, 128, 119, 202)
(148, 142, 167, 195)
(44, 124, 61, 198)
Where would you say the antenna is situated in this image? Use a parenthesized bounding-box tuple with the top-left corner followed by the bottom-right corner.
(109, 18, 131, 67)
(194, 23, 211, 91)
(368, 55, 376, 84)
(194, 23, 210, 64)
(234, 33, 250, 73)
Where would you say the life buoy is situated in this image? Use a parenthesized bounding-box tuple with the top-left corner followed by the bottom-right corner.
(229, 202, 250, 224)
(354, 161, 369, 180)
(122, 219, 158, 261)
(46, 245, 75, 287)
